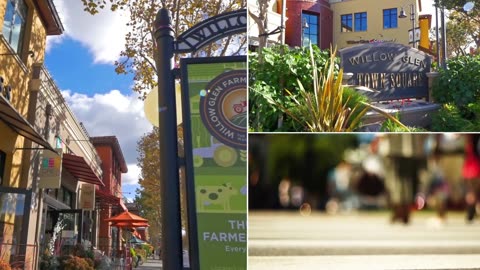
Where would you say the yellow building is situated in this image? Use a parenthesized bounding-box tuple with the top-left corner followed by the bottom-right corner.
(0, 0, 62, 268)
(330, 0, 419, 49)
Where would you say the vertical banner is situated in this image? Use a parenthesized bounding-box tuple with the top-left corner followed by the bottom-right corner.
(79, 183, 95, 210)
(182, 56, 247, 270)
(39, 149, 62, 188)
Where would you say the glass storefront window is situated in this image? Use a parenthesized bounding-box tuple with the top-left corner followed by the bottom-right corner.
(0, 191, 28, 264)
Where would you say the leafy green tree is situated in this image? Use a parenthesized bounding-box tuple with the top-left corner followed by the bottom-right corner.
(438, 0, 480, 52)
(135, 127, 162, 245)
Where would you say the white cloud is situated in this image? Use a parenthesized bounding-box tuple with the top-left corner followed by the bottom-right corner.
(49, 0, 130, 63)
(62, 89, 153, 186)
(123, 164, 142, 186)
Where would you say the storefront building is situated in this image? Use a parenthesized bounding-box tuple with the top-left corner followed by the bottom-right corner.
(330, 0, 418, 49)
(91, 136, 128, 257)
(0, 0, 63, 268)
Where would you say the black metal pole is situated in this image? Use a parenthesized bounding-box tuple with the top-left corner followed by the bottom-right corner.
(153, 8, 183, 270)
(440, 6, 447, 69)
(435, 1, 440, 66)
(411, 4, 416, 49)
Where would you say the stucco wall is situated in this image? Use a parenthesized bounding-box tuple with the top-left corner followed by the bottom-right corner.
(331, 0, 417, 49)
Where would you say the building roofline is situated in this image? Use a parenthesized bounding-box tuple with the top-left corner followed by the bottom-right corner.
(34, 0, 64, 35)
(91, 136, 128, 173)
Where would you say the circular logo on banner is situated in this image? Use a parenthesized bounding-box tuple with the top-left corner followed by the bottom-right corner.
(200, 69, 247, 150)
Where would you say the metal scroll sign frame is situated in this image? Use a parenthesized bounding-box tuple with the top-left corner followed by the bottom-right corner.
(153, 8, 246, 270)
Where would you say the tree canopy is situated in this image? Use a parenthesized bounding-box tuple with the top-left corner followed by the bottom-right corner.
(81, 0, 247, 98)
(438, 0, 480, 54)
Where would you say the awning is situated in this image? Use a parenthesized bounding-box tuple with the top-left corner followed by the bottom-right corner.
(62, 153, 104, 186)
(95, 189, 127, 211)
(0, 95, 56, 152)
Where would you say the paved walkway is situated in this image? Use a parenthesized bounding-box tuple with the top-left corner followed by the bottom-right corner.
(249, 210, 480, 269)
(136, 258, 163, 269)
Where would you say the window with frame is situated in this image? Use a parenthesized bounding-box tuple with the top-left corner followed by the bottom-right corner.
(341, 14, 353, 32)
(383, 8, 398, 29)
(2, 0, 28, 54)
(302, 12, 318, 47)
(354, 12, 367, 32)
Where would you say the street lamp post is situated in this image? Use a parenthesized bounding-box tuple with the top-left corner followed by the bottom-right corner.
(399, 4, 416, 48)
(153, 8, 183, 270)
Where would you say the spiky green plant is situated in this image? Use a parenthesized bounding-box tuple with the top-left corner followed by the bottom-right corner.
(253, 45, 409, 132)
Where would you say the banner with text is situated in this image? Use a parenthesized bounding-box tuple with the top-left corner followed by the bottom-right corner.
(182, 57, 247, 270)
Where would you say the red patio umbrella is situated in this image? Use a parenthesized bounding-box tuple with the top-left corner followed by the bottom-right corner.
(105, 211, 148, 223)
(110, 221, 150, 228)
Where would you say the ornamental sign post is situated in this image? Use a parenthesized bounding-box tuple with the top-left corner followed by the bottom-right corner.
(154, 8, 246, 270)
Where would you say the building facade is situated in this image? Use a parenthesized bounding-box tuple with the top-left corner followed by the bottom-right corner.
(330, 0, 418, 49)
(91, 136, 128, 257)
(1, 1, 130, 268)
(286, 0, 333, 49)
(0, 0, 63, 268)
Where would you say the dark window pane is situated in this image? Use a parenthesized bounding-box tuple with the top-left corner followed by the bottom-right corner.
(302, 12, 319, 46)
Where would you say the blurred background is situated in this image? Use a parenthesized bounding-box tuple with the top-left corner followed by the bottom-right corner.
(249, 133, 480, 269)
(249, 133, 480, 222)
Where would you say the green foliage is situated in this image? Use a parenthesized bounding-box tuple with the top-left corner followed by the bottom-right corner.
(249, 45, 338, 131)
(433, 54, 480, 110)
(431, 103, 478, 131)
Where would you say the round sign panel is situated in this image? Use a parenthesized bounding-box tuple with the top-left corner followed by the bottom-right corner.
(199, 69, 247, 150)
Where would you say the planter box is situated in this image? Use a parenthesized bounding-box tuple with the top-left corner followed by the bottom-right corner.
(360, 99, 440, 131)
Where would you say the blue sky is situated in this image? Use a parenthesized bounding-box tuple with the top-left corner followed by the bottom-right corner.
(45, 37, 134, 96)
(47, 0, 153, 201)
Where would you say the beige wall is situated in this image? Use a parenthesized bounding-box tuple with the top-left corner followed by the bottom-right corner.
(331, 0, 417, 49)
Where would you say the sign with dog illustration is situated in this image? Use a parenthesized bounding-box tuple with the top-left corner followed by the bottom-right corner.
(181, 56, 247, 270)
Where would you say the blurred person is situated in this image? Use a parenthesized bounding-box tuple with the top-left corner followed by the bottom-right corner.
(378, 134, 428, 224)
(355, 168, 387, 210)
(425, 134, 464, 221)
(327, 160, 357, 213)
(462, 134, 480, 222)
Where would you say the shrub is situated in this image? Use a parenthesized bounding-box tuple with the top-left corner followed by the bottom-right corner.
(249, 44, 339, 131)
(431, 103, 477, 131)
(60, 255, 93, 270)
(433, 54, 480, 113)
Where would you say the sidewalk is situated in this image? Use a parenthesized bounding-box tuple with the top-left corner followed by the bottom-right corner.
(136, 258, 163, 270)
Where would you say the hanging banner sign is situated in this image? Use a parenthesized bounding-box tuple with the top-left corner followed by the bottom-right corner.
(39, 148, 62, 188)
(79, 183, 95, 210)
(182, 56, 247, 270)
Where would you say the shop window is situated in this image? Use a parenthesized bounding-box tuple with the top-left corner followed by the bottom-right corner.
(2, 0, 28, 54)
(301, 12, 318, 47)
(341, 14, 352, 32)
(383, 8, 398, 29)
(354, 12, 367, 32)
(0, 151, 5, 185)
